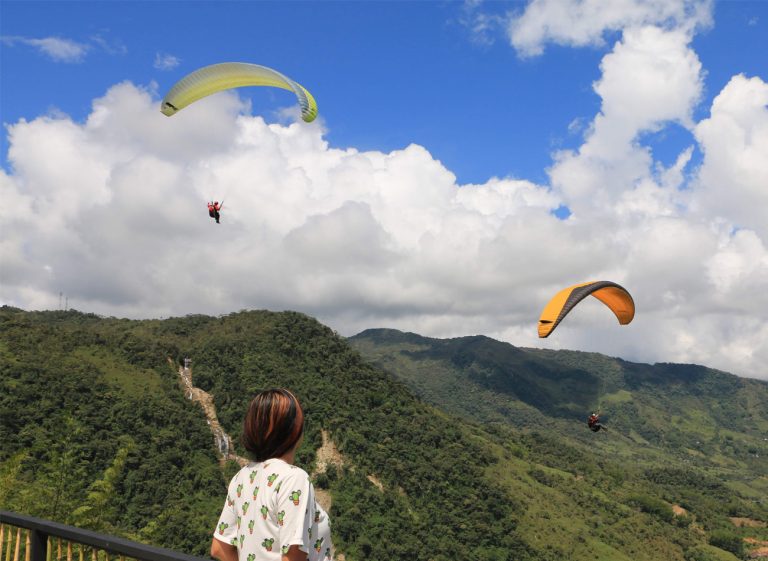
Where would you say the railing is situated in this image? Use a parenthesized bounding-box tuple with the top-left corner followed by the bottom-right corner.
(0, 512, 209, 561)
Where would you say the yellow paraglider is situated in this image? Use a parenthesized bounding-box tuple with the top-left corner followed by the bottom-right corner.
(160, 62, 318, 123)
(538, 281, 635, 338)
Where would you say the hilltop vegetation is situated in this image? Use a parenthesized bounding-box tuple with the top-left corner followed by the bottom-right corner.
(350, 328, 768, 560)
(2, 308, 767, 560)
(1, 308, 529, 560)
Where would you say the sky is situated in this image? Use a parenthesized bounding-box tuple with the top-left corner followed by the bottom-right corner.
(1, 0, 767, 379)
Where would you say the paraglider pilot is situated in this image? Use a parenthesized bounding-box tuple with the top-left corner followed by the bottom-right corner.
(207, 201, 222, 224)
(587, 411, 607, 432)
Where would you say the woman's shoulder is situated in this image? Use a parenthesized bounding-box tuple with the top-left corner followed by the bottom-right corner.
(230, 459, 311, 486)
(263, 459, 310, 480)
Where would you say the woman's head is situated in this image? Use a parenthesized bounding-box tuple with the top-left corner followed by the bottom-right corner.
(242, 388, 304, 462)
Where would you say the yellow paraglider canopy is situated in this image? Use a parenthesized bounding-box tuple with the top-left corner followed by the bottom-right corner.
(538, 281, 635, 338)
(160, 62, 318, 123)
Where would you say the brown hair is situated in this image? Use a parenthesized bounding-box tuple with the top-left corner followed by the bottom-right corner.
(242, 388, 304, 462)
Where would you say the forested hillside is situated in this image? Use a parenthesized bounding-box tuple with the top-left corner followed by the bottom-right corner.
(0, 307, 528, 560)
(2, 308, 767, 560)
(349, 329, 768, 560)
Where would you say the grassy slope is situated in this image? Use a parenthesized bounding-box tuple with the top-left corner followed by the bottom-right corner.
(2, 308, 531, 560)
(349, 328, 768, 560)
(3, 308, 765, 560)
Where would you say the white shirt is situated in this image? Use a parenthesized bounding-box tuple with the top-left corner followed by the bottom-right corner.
(214, 459, 333, 560)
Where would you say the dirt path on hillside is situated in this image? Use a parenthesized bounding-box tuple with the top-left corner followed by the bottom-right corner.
(744, 537, 768, 559)
(170, 358, 249, 467)
(731, 518, 768, 558)
(732, 517, 768, 528)
(314, 429, 345, 474)
(312, 429, 346, 512)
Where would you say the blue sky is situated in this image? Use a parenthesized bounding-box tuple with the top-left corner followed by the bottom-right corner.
(3, 1, 764, 185)
(2, 1, 768, 379)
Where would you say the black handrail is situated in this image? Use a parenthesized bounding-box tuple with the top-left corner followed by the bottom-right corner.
(0, 511, 210, 561)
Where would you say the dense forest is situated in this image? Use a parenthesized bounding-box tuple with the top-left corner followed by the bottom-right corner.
(350, 328, 768, 560)
(2, 308, 767, 560)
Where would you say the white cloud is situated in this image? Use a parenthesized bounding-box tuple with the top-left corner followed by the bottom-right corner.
(506, 0, 712, 57)
(691, 74, 768, 239)
(2, 2, 767, 380)
(154, 52, 180, 71)
(549, 25, 703, 213)
(90, 34, 128, 56)
(1, 32, 127, 62)
(1, 35, 89, 63)
(457, 0, 505, 46)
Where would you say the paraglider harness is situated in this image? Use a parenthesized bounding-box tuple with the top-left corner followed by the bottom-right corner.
(587, 412, 606, 432)
(208, 201, 223, 224)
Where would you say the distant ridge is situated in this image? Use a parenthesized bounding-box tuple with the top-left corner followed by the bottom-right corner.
(3, 308, 767, 560)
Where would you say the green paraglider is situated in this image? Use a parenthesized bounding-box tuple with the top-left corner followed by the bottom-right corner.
(160, 62, 318, 123)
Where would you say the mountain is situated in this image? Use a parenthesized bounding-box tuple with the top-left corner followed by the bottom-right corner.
(2, 308, 767, 560)
(349, 328, 768, 560)
(0, 307, 528, 560)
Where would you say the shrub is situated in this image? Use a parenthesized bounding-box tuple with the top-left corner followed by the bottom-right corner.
(628, 494, 675, 523)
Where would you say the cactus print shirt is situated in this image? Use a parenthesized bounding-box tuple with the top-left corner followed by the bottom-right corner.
(214, 459, 333, 560)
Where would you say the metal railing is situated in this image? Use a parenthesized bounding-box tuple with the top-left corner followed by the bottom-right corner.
(0, 512, 209, 561)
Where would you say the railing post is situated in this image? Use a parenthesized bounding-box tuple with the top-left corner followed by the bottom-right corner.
(13, 528, 21, 561)
(27, 531, 46, 561)
(4, 526, 12, 561)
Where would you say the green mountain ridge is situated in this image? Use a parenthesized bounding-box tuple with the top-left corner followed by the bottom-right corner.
(2, 308, 767, 561)
(349, 328, 768, 559)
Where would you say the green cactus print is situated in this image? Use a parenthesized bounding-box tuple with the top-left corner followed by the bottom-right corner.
(247, 555, 255, 561)
(227, 495, 234, 507)
(248, 519, 254, 534)
(281, 546, 289, 555)
(277, 510, 285, 526)
(249, 471, 257, 484)
(261, 538, 274, 552)
(289, 489, 302, 505)
(238, 535, 244, 548)
(252, 485, 259, 500)
(267, 473, 278, 486)
(274, 480, 282, 493)
(236, 483, 243, 497)
(314, 537, 324, 553)
(229, 538, 237, 547)
(217, 522, 229, 535)
(242, 501, 250, 515)
(260, 505, 268, 520)
(236, 515, 241, 529)
(314, 509, 320, 523)
(324, 547, 331, 559)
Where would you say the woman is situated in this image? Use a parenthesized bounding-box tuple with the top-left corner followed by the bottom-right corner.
(211, 389, 333, 561)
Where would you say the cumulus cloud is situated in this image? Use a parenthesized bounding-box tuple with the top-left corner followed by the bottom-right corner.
(154, 52, 180, 70)
(1, 78, 766, 380)
(549, 25, 703, 212)
(691, 74, 768, 239)
(1, 35, 89, 63)
(533, 11, 766, 378)
(507, 0, 712, 57)
(2, 1, 767, 379)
